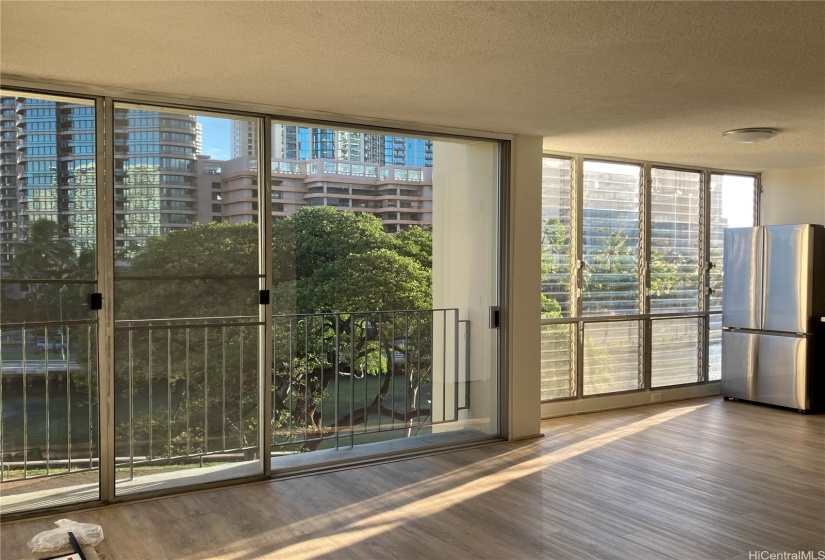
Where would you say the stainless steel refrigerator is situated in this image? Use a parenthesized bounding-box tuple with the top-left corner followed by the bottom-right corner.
(721, 224, 825, 412)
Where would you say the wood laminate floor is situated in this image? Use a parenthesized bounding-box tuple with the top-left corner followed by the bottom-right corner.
(2, 397, 823, 559)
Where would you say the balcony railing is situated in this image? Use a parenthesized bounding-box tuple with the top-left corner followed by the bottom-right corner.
(270, 309, 467, 454)
(0, 322, 98, 481)
(0, 309, 468, 483)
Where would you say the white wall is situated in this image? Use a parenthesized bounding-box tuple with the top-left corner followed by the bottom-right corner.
(761, 166, 825, 225)
(507, 136, 542, 440)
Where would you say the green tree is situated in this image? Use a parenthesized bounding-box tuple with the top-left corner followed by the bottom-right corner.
(4, 219, 77, 322)
(393, 226, 432, 269)
(650, 248, 689, 298)
(270, 208, 433, 450)
(114, 208, 435, 460)
(12, 219, 75, 279)
(540, 218, 571, 319)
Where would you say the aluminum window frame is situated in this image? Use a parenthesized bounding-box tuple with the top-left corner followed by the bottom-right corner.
(541, 152, 759, 403)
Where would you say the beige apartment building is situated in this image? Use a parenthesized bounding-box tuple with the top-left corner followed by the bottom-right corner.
(198, 154, 433, 232)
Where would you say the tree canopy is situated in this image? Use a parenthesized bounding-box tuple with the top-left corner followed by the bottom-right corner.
(109, 207, 435, 456)
(12, 219, 76, 279)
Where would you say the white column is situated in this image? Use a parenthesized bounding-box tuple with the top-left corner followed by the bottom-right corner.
(507, 135, 542, 440)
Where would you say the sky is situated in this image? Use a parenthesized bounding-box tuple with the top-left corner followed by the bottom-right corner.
(197, 116, 231, 160)
(719, 176, 757, 227)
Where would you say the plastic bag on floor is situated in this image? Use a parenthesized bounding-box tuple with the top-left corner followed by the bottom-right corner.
(27, 519, 104, 553)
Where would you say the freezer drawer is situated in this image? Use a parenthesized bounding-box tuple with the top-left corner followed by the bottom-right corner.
(721, 330, 811, 410)
(721, 330, 758, 400)
(756, 333, 809, 410)
(722, 227, 763, 330)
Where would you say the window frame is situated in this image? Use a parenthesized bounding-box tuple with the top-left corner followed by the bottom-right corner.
(540, 153, 759, 402)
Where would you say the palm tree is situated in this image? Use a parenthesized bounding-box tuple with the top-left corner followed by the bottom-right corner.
(11, 219, 76, 321)
(13, 219, 76, 280)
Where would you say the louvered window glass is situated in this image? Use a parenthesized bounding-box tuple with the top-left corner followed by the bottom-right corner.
(581, 161, 641, 316)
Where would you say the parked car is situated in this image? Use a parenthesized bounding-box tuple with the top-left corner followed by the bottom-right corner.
(36, 338, 65, 351)
(392, 339, 406, 366)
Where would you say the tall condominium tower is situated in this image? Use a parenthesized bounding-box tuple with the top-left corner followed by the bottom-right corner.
(0, 97, 19, 266)
(383, 136, 433, 167)
(231, 119, 257, 160)
(0, 94, 200, 267)
(113, 107, 199, 261)
(235, 121, 433, 167)
(0, 95, 97, 267)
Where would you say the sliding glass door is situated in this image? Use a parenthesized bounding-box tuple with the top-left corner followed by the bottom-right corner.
(0, 91, 100, 514)
(266, 124, 501, 468)
(0, 89, 503, 515)
(111, 105, 263, 496)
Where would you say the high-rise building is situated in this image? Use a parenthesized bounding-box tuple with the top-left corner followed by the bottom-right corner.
(0, 95, 202, 267)
(1, 95, 433, 269)
(113, 107, 199, 261)
(268, 124, 432, 167)
(202, 155, 432, 233)
(194, 155, 224, 224)
(383, 136, 433, 167)
(194, 121, 203, 155)
(231, 119, 257, 160)
(0, 97, 19, 266)
(0, 95, 97, 267)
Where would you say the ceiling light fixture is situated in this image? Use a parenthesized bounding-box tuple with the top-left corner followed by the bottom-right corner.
(723, 128, 778, 143)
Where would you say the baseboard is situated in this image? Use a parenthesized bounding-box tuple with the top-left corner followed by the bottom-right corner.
(540, 383, 721, 419)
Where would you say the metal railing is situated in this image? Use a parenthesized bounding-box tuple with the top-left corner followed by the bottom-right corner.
(0, 322, 98, 481)
(270, 308, 466, 454)
(1, 308, 469, 482)
(113, 315, 261, 481)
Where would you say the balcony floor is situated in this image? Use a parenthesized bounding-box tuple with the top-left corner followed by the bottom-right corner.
(0, 428, 491, 515)
(2, 397, 824, 559)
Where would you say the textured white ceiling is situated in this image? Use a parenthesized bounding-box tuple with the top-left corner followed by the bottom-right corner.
(1, 1, 823, 172)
